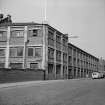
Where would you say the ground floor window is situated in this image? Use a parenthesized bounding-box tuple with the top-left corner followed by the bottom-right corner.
(30, 63, 38, 69)
(0, 63, 5, 68)
(0, 49, 5, 57)
(10, 63, 23, 69)
(56, 64, 61, 74)
(48, 64, 54, 73)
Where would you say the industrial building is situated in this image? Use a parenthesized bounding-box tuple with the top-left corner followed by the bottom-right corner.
(68, 43, 99, 78)
(0, 22, 68, 79)
(0, 22, 100, 79)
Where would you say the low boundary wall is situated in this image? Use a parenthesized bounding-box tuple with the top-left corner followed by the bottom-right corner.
(0, 68, 45, 83)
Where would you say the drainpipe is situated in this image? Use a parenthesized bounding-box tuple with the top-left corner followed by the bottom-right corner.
(23, 26, 28, 69)
(5, 26, 10, 68)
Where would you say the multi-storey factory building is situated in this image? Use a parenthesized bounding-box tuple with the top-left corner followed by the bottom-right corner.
(0, 22, 100, 79)
(0, 23, 68, 79)
(68, 43, 99, 78)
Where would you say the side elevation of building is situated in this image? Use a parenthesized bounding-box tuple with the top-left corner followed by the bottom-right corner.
(0, 22, 100, 79)
(68, 43, 99, 78)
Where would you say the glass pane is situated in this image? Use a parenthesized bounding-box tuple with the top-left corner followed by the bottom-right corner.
(9, 48, 16, 57)
(0, 49, 5, 56)
(10, 63, 22, 69)
(17, 47, 23, 56)
(28, 48, 33, 56)
(35, 48, 41, 57)
(30, 63, 38, 69)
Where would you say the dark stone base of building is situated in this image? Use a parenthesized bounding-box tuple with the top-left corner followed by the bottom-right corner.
(0, 68, 45, 83)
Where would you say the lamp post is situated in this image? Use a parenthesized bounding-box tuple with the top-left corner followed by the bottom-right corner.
(67, 34, 79, 79)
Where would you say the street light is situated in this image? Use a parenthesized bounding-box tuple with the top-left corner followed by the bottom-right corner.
(68, 34, 79, 43)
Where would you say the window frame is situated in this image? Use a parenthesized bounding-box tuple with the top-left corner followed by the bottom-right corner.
(28, 47, 34, 57)
(30, 63, 38, 69)
(17, 47, 23, 57)
(0, 49, 5, 57)
(35, 47, 42, 57)
(11, 30, 24, 38)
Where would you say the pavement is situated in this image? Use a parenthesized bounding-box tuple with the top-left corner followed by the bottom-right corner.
(0, 78, 105, 105)
(0, 80, 66, 89)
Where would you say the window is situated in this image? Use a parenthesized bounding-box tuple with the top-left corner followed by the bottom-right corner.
(0, 31, 3, 37)
(48, 31, 54, 39)
(48, 48, 54, 59)
(9, 48, 17, 57)
(16, 31, 24, 37)
(63, 53, 67, 62)
(56, 35, 61, 42)
(0, 49, 5, 57)
(17, 47, 23, 57)
(0, 31, 7, 41)
(11, 31, 24, 37)
(33, 29, 37, 36)
(30, 63, 38, 69)
(35, 48, 41, 57)
(68, 47, 72, 55)
(10, 63, 23, 69)
(0, 63, 5, 68)
(28, 48, 33, 57)
(63, 38, 67, 46)
(56, 50, 61, 61)
(56, 65, 61, 74)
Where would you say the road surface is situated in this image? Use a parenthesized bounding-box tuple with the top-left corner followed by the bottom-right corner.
(0, 79, 105, 105)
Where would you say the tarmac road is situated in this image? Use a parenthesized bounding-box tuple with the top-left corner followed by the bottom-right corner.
(0, 79, 105, 105)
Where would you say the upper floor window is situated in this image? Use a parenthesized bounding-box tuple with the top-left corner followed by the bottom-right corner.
(63, 53, 67, 62)
(35, 48, 42, 57)
(17, 47, 23, 57)
(9, 48, 17, 57)
(0, 31, 3, 37)
(48, 48, 54, 59)
(33, 29, 38, 36)
(0, 31, 7, 41)
(0, 49, 5, 57)
(63, 38, 67, 46)
(68, 47, 72, 55)
(27, 47, 42, 57)
(56, 35, 61, 43)
(11, 31, 24, 37)
(28, 48, 33, 57)
(28, 29, 38, 37)
(9, 47, 23, 57)
(48, 31, 54, 40)
(56, 50, 61, 61)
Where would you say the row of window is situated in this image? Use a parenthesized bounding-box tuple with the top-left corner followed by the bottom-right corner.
(0, 47, 42, 57)
(0, 29, 38, 38)
(68, 47, 98, 62)
(48, 31, 68, 45)
(48, 48, 67, 62)
(48, 64, 67, 75)
(0, 63, 38, 69)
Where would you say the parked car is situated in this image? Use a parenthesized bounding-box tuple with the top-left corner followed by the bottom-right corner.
(92, 72, 102, 79)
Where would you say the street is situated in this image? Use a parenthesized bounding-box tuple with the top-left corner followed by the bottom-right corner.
(0, 79, 105, 105)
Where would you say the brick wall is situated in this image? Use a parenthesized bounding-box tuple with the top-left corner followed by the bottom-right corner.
(0, 68, 45, 83)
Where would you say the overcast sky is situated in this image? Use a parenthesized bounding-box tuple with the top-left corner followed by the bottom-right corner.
(0, 0, 105, 59)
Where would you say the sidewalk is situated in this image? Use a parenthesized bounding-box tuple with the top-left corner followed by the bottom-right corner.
(0, 80, 65, 89)
(0, 78, 92, 89)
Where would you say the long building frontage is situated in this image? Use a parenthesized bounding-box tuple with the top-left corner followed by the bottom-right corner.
(0, 22, 99, 80)
(68, 43, 99, 79)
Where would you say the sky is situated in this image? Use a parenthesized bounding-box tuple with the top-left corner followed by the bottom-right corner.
(0, 0, 105, 59)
